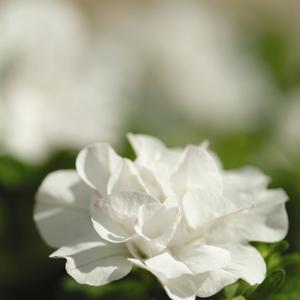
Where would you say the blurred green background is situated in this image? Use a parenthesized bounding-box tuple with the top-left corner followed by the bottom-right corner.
(1, 0, 300, 299)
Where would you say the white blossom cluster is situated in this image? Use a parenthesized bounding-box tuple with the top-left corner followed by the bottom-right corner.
(0, 0, 129, 161)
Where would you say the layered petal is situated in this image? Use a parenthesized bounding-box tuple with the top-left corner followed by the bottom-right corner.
(107, 158, 149, 194)
(228, 189, 289, 243)
(207, 189, 288, 244)
(223, 167, 271, 209)
(223, 243, 266, 285)
(34, 170, 93, 248)
(182, 189, 236, 229)
(135, 166, 166, 201)
(173, 240, 231, 274)
(223, 167, 270, 193)
(91, 192, 159, 243)
(171, 145, 223, 198)
(51, 240, 131, 286)
(135, 196, 181, 252)
(128, 133, 181, 198)
(76, 143, 122, 194)
(195, 243, 266, 297)
(145, 252, 196, 300)
(196, 270, 238, 298)
(127, 133, 165, 165)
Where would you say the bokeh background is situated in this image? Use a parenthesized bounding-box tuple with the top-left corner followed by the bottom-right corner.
(0, 0, 300, 299)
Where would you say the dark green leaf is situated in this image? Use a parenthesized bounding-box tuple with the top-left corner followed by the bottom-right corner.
(248, 269, 286, 300)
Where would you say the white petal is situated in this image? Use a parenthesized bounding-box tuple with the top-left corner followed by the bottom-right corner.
(137, 166, 166, 201)
(231, 189, 288, 242)
(90, 198, 129, 243)
(224, 167, 270, 192)
(126, 237, 154, 259)
(223, 244, 266, 285)
(163, 279, 196, 300)
(108, 158, 148, 194)
(196, 270, 238, 298)
(135, 196, 180, 252)
(127, 133, 165, 164)
(205, 145, 224, 170)
(171, 145, 223, 198)
(76, 143, 122, 194)
(51, 240, 131, 286)
(208, 189, 288, 244)
(34, 170, 93, 248)
(196, 243, 266, 297)
(128, 133, 181, 198)
(130, 255, 197, 300)
(91, 192, 159, 243)
(182, 189, 235, 229)
(145, 252, 196, 300)
(223, 167, 271, 209)
(173, 241, 231, 274)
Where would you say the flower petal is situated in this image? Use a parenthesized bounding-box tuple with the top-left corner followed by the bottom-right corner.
(182, 189, 235, 229)
(135, 196, 180, 252)
(128, 133, 181, 198)
(127, 133, 165, 164)
(196, 270, 238, 298)
(208, 189, 288, 244)
(91, 192, 159, 243)
(171, 145, 223, 198)
(195, 243, 266, 297)
(145, 252, 196, 300)
(223, 167, 271, 208)
(34, 170, 93, 248)
(173, 241, 231, 274)
(90, 199, 129, 243)
(76, 143, 122, 194)
(136, 166, 166, 201)
(224, 167, 270, 193)
(50, 240, 131, 286)
(107, 158, 149, 194)
(230, 189, 289, 242)
(222, 244, 266, 285)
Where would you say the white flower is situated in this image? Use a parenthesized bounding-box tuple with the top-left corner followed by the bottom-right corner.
(0, 0, 129, 161)
(34, 134, 288, 300)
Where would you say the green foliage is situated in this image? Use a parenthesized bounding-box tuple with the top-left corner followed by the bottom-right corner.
(248, 269, 286, 300)
(251, 30, 300, 91)
(272, 269, 300, 300)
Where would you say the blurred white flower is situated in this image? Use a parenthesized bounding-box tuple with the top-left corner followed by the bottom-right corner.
(0, 0, 129, 161)
(34, 134, 288, 299)
(93, 0, 274, 132)
(0, 0, 276, 161)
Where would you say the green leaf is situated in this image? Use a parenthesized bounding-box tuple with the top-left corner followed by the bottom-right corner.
(272, 269, 300, 300)
(0, 156, 32, 189)
(248, 269, 286, 300)
(232, 297, 246, 300)
(282, 253, 300, 268)
(223, 282, 240, 299)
